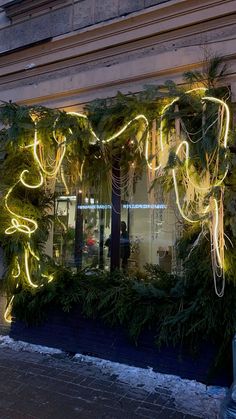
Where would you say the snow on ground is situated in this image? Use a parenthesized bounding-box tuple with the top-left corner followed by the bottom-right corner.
(0, 335, 63, 355)
(74, 353, 227, 418)
(0, 335, 227, 418)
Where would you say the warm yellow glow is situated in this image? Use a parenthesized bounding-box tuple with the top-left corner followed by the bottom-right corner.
(202, 96, 229, 149)
(102, 114, 149, 144)
(5, 219, 36, 235)
(24, 247, 39, 288)
(57, 216, 67, 232)
(12, 258, 20, 278)
(28, 243, 40, 261)
(33, 123, 66, 178)
(67, 111, 100, 142)
(67, 112, 87, 117)
(172, 168, 199, 224)
(5, 111, 89, 298)
(5, 183, 38, 236)
(4, 160, 51, 289)
(212, 198, 222, 268)
(4, 92, 229, 298)
(4, 296, 14, 323)
(67, 112, 149, 154)
(60, 166, 69, 195)
(20, 170, 43, 189)
(159, 87, 229, 297)
(42, 273, 54, 283)
(183, 97, 230, 191)
(145, 88, 207, 173)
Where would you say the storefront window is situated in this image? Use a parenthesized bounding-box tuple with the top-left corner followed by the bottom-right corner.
(53, 196, 76, 266)
(53, 172, 182, 273)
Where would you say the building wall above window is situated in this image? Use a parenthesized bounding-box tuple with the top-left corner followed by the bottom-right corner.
(2, 0, 67, 23)
(0, 0, 172, 53)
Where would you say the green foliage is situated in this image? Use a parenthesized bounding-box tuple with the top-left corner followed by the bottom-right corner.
(12, 266, 172, 329)
(1, 56, 236, 382)
(184, 55, 227, 89)
(11, 261, 236, 375)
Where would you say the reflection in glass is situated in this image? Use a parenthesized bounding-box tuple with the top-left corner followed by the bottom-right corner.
(53, 171, 182, 274)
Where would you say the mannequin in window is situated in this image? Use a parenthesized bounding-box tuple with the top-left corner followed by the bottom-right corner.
(120, 221, 130, 271)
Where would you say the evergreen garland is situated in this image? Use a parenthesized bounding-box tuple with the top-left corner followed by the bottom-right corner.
(0, 57, 235, 379)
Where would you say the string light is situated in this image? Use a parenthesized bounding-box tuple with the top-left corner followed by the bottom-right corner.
(33, 122, 66, 179)
(212, 198, 222, 267)
(42, 273, 54, 283)
(4, 183, 38, 236)
(12, 258, 21, 278)
(20, 170, 43, 189)
(60, 166, 70, 195)
(24, 247, 39, 288)
(3, 88, 230, 310)
(4, 296, 14, 323)
(159, 88, 229, 296)
(202, 96, 229, 148)
(145, 89, 208, 173)
(172, 167, 199, 224)
(102, 114, 149, 145)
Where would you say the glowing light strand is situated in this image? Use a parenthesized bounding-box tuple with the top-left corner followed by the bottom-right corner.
(4, 111, 93, 315)
(4, 91, 229, 320)
(159, 89, 229, 297)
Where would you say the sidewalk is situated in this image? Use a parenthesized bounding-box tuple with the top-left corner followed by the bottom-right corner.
(0, 338, 225, 418)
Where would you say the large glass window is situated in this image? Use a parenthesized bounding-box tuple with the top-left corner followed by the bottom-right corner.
(53, 196, 77, 266)
(53, 171, 182, 273)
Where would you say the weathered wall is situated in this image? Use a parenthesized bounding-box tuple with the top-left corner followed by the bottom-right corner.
(0, 0, 236, 109)
(0, 0, 170, 52)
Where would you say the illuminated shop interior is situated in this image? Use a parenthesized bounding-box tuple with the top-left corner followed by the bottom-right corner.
(53, 172, 182, 274)
(2, 86, 229, 308)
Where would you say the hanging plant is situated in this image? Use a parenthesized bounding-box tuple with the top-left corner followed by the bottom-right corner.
(0, 55, 234, 335)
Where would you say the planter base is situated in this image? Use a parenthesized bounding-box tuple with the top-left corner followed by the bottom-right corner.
(8, 307, 232, 387)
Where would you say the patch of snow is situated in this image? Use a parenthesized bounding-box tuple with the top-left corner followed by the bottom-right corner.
(25, 63, 36, 69)
(74, 353, 227, 418)
(0, 335, 63, 355)
(0, 335, 226, 418)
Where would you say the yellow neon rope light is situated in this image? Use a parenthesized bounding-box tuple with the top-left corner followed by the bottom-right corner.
(66, 111, 100, 142)
(172, 167, 199, 224)
(68, 112, 149, 148)
(6, 111, 85, 292)
(103, 114, 149, 144)
(24, 247, 39, 288)
(42, 273, 54, 283)
(28, 243, 40, 261)
(33, 123, 66, 178)
(12, 258, 21, 278)
(4, 90, 229, 306)
(159, 87, 229, 297)
(60, 166, 70, 195)
(212, 198, 222, 268)
(68, 99, 228, 298)
(20, 170, 43, 189)
(202, 96, 229, 149)
(145, 88, 207, 173)
(184, 97, 229, 191)
(4, 296, 14, 323)
(4, 162, 55, 293)
(5, 183, 38, 236)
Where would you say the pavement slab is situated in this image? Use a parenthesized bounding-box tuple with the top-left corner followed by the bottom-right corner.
(0, 345, 222, 418)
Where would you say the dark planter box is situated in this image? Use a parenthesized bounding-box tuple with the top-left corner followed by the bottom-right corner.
(10, 306, 232, 387)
